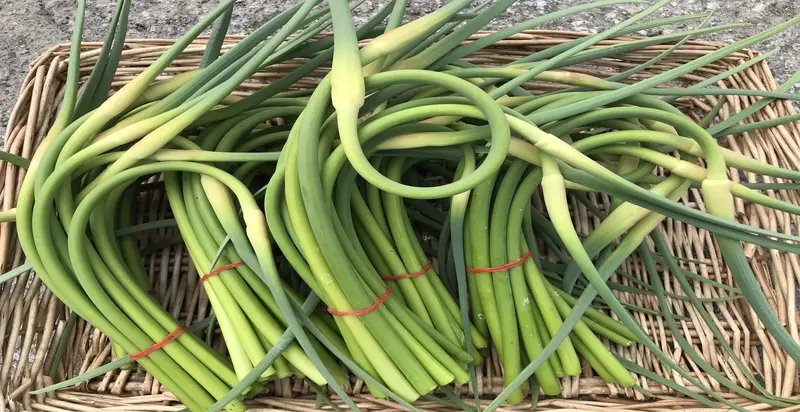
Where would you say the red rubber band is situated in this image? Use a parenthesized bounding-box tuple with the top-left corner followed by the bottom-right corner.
(383, 260, 433, 281)
(130, 325, 187, 360)
(327, 288, 392, 316)
(200, 260, 244, 283)
(466, 251, 533, 274)
(146, 288, 159, 296)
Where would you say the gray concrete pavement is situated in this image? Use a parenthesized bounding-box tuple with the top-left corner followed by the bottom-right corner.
(0, 0, 798, 137)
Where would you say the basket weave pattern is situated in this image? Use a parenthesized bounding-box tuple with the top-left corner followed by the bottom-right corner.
(1, 31, 800, 411)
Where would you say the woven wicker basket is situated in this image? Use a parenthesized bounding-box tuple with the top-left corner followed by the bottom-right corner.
(2, 31, 800, 411)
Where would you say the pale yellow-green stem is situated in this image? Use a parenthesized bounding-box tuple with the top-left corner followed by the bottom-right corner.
(582, 175, 685, 250)
(575, 128, 800, 181)
(640, 119, 678, 135)
(59, 67, 184, 166)
(594, 145, 800, 214)
(0, 208, 16, 223)
(362, 0, 469, 65)
(132, 70, 202, 108)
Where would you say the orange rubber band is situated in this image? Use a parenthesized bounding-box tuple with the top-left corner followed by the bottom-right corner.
(200, 260, 244, 283)
(130, 325, 187, 360)
(327, 288, 392, 316)
(383, 260, 433, 281)
(466, 251, 533, 274)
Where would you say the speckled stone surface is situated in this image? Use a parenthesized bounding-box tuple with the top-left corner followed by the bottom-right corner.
(0, 0, 798, 137)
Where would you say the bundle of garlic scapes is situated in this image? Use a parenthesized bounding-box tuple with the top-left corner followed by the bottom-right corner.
(5, 0, 800, 411)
